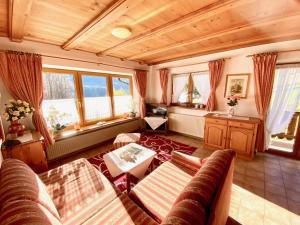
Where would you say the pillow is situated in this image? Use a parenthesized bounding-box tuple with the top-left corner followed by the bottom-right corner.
(0, 159, 60, 220)
(0, 200, 62, 225)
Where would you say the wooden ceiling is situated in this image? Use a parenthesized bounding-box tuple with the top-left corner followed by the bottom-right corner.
(1, 0, 300, 64)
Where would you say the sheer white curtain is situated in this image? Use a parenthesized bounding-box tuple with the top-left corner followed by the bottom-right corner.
(266, 65, 300, 147)
(192, 72, 210, 104)
(172, 74, 189, 103)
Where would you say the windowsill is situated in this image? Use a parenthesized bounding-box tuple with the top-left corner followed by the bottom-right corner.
(168, 105, 206, 111)
(53, 117, 140, 142)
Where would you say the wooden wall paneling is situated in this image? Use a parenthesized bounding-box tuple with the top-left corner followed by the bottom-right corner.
(24, 0, 113, 45)
(0, 0, 8, 36)
(126, 12, 300, 61)
(147, 18, 300, 64)
(8, 0, 34, 42)
(62, 0, 144, 50)
(97, 0, 251, 55)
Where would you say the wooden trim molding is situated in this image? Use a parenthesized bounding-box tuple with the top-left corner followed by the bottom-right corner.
(8, 0, 33, 42)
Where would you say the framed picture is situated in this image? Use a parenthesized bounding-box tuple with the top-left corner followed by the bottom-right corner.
(224, 74, 249, 98)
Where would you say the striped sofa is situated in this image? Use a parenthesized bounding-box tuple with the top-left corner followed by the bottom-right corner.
(0, 149, 235, 225)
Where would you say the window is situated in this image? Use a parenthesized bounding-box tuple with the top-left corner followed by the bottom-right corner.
(172, 72, 210, 106)
(112, 77, 133, 116)
(42, 71, 79, 126)
(42, 69, 133, 128)
(81, 74, 111, 121)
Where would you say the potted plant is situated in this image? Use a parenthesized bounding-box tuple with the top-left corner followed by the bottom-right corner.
(227, 95, 240, 117)
(2, 100, 35, 137)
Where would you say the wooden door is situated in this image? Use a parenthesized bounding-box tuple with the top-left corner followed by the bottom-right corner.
(205, 123, 227, 149)
(227, 127, 253, 158)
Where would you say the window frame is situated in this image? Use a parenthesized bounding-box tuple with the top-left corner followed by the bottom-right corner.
(42, 68, 133, 128)
(171, 71, 209, 107)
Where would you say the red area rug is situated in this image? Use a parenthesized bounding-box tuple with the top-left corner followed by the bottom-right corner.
(88, 134, 197, 192)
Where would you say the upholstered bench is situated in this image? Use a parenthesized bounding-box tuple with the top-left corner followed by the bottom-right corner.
(113, 133, 141, 149)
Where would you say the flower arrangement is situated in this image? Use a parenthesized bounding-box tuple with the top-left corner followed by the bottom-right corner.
(227, 95, 240, 107)
(46, 106, 68, 134)
(2, 100, 34, 122)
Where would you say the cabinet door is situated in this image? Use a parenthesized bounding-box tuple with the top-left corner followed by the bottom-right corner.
(227, 127, 253, 157)
(205, 123, 227, 149)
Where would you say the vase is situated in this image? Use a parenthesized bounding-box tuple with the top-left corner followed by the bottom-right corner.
(228, 106, 235, 117)
(8, 120, 25, 137)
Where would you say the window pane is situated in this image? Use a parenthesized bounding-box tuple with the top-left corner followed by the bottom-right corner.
(192, 72, 210, 104)
(82, 75, 112, 120)
(112, 77, 132, 115)
(42, 72, 79, 126)
(172, 74, 189, 103)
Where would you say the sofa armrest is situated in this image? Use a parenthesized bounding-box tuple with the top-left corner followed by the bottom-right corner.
(171, 151, 204, 172)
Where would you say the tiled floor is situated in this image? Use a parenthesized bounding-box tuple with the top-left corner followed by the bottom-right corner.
(49, 133, 300, 225)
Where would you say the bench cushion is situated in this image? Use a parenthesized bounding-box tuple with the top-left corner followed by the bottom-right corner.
(83, 194, 159, 225)
(39, 158, 121, 225)
(161, 150, 235, 225)
(0, 159, 60, 220)
(129, 161, 196, 222)
(0, 200, 62, 225)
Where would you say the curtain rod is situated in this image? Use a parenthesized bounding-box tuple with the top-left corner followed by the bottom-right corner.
(276, 61, 300, 66)
(0, 49, 148, 71)
(157, 57, 231, 69)
(171, 70, 209, 76)
(246, 49, 300, 57)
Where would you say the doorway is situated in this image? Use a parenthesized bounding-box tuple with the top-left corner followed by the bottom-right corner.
(266, 64, 300, 156)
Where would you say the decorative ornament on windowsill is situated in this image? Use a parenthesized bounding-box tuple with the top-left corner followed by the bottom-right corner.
(2, 99, 35, 137)
(227, 96, 240, 117)
(47, 106, 69, 139)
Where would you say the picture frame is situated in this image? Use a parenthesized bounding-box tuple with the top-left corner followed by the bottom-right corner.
(224, 74, 249, 98)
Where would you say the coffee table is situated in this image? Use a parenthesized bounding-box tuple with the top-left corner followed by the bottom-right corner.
(103, 143, 156, 192)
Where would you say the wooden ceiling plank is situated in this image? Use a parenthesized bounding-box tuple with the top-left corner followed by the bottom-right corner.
(126, 13, 300, 60)
(98, 0, 254, 55)
(62, 0, 139, 50)
(8, 0, 34, 42)
(148, 31, 300, 64)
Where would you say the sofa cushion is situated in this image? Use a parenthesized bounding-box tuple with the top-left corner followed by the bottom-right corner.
(161, 199, 206, 225)
(83, 194, 159, 225)
(174, 150, 234, 208)
(129, 161, 195, 223)
(0, 199, 62, 225)
(39, 158, 121, 225)
(0, 159, 60, 220)
(171, 151, 204, 172)
(162, 149, 235, 225)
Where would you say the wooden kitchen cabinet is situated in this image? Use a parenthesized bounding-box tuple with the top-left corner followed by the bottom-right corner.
(1, 131, 48, 172)
(204, 114, 259, 160)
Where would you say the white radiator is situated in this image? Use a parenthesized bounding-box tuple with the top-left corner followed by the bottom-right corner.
(47, 119, 141, 161)
(168, 113, 204, 138)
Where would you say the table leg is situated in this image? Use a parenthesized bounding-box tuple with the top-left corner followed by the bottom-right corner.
(126, 172, 131, 193)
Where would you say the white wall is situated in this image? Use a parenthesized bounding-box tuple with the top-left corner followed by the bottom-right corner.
(147, 39, 300, 137)
(0, 37, 148, 132)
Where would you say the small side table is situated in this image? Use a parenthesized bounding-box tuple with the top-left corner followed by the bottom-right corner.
(103, 143, 156, 193)
(1, 130, 48, 173)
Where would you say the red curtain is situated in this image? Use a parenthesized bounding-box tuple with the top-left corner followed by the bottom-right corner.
(159, 68, 169, 104)
(206, 59, 225, 111)
(0, 52, 54, 147)
(134, 70, 147, 118)
(252, 52, 278, 152)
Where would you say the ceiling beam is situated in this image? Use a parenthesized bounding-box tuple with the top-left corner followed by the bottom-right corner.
(8, 0, 33, 42)
(148, 31, 300, 65)
(126, 13, 300, 61)
(62, 0, 140, 50)
(98, 0, 253, 56)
